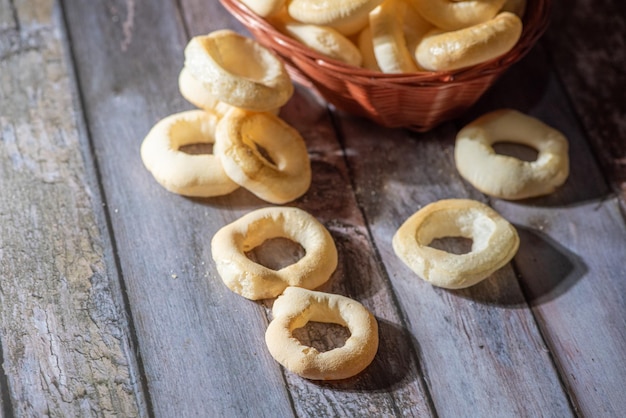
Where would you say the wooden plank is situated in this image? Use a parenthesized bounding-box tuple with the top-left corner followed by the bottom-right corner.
(477, 41, 626, 415)
(0, 0, 146, 416)
(59, 0, 626, 415)
(485, 9, 626, 416)
(337, 122, 574, 417)
(178, 0, 246, 37)
(494, 199, 626, 416)
(0, 1, 16, 412)
(179, 2, 439, 416)
(64, 0, 439, 414)
(544, 0, 626, 210)
(264, 87, 436, 417)
(61, 0, 297, 416)
(335, 48, 577, 418)
(339, 13, 626, 413)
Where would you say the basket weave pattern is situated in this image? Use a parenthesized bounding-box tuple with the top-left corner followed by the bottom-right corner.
(220, 0, 551, 131)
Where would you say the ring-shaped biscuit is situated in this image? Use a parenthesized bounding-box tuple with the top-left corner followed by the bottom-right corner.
(392, 199, 519, 289)
(211, 207, 338, 300)
(402, 2, 433, 71)
(455, 109, 570, 200)
(214, 108, 312, 204)
(288, 0, 384, 35)
(238, 0, 286, 17)
(184, 30, 293, 112)
(265, 287, 379, 380)
(410, 0, 506, 31)
(370, 0, 419, 73)
(140, 110, 239, 197)
(358, 27, 381, 71)
(279, 22, 363, 67)
(415, 12, 522, 72)
(178, 67, 281, 117)
(178, 67, 236, 117)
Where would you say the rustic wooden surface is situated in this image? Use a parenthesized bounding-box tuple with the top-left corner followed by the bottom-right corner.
(1, 0, 624, 416)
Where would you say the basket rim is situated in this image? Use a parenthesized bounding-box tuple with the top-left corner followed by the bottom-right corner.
(220, 0, 551, 85)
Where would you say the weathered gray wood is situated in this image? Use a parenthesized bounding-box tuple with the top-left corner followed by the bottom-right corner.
(477, 36, 626, 415)
(337, 117, 573, 417)
(340, 15, 626, 417)
(180, 2, 439, 415)
(464, 46, 610, 205)
(0, 0, 146, 416)
(2, 0, 621, 415)
(544, 0, 626, 212)
(61, 0, 294, 416)
(178, 0, 246, 37)
(63, 0, 439, 414)
(0, 1, 14, 412)
(326, 23, 606, 416)
(271, 87, 436, 417)
(494, 199, 626, 416)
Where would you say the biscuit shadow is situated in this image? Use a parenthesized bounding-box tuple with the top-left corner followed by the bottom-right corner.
(186, 159, 358, 216)
(511, 224, 588, 306)
(446, 267, 528, 308)
(310, 318, 426, 395)
(315, 223, 384, 301)
(462, 46, 551, 124)
(451, 224, 587, 307)
(186, 186, 268, 210)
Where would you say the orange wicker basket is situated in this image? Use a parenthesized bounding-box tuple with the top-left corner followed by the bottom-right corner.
(219, 0, 551, 131)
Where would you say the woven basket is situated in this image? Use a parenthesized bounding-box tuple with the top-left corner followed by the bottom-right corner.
(220, 0, 551, 131)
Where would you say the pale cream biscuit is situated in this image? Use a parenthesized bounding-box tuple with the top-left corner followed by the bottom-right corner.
(410, 0, 506, 31)
(287, 0, 384, 35)
(184, 30, 293, 112)
(393, 199, 519, 289)
(369, 0, 419, 73)
(357, 26, 382, 71)
(415, 12, 522, 71)
(455, 109, 570, 200)
(211, 208, 338, 300)
(178, 67, 236, 117)
(278, 21, 363, 66)
(237, 0, 286, 17)
(500, 0, 526, 17)
(140, 110, 239, 197)
(402, 1, 433, 71)
(178, 67, 280, 117)
(214, 108, 311, 204)
(265, 287, 379, 380)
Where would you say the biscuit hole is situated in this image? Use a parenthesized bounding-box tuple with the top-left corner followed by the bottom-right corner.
(253, 142, 277, 167)
(493, 142, 538, 162)
(245, 237, 305, 270)
(180, 143, 213, 155)
(429, 237, 473, 255)
(293, 322, 351, 352)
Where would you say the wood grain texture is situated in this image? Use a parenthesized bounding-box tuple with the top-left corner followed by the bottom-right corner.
(2, 0, 622, 415)
(272, 88, 435, 417)
(494, 198, 626, 416)
(63, 0, 438, 414)
(61, 0, 296, 416)
(178, 6, 435, 417)
(179, 2, 438, 415)
(484, 8, 626, 415)
(544, 0, 626, 211)
(340, 20, 625, 417)
(336, 117, 573, 417)
(0, 0, 146, 416)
